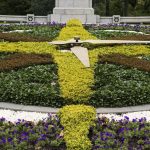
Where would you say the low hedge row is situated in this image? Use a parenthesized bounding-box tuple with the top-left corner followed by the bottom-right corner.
(90, 62, 150, 107)
(0, 33, 50, 42)
(91, 117, 150, 149)
(0, 115, 66, 150)
(0, 53, 54, 72)
(99, 53, 150, 73)
(58, 105, 96, 150)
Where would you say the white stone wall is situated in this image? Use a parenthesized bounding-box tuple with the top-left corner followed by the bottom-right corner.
(0, 15, 150, 24)
(56, 0, 92, 8)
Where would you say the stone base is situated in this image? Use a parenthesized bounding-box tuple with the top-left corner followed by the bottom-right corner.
(50, 14, 96, 24)
(53, 7, 94, 15)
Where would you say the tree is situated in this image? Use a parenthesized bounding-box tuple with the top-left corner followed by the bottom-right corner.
(121, 0, 129, 16)
(144, 0, 150, 14)
(30, 0, 55, 15)
(0, 0, 31, 15)
(105, 0, 110, 16)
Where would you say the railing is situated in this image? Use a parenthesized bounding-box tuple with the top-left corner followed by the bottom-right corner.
(0, 14, 150, 24)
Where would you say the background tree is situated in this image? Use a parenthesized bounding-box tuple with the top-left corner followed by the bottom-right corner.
(105, 0, 110, 16)
(30, 0, 54, 15)
(0, 0, 149, 16)
(0, 0, 31, 15)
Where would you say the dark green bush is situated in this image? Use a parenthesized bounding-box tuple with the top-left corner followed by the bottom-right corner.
(0, 52, 63, 107)
(0, 53, 54, 72)
(0, 115, 66, 150)
(90, 62, 150, 107)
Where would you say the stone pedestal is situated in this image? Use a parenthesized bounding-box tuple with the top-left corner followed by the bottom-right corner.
(51, 0, 97, 24)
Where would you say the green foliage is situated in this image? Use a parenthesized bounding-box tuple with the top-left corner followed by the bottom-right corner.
(0, 56, 63, 107)
(58, 105, 96, 150)
(0, 115, 66, 150)
(90, 61, 150, 107)
(0, 24, 62, 41)
(91, 117, 150, 149)
(88, 29, 141, 40)
(30, 0, 54, 15)
(0, 0, 31, 15)
(27, 24, 62, 40)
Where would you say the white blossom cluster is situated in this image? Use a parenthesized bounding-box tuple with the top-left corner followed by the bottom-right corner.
(1, 109, 150, 123)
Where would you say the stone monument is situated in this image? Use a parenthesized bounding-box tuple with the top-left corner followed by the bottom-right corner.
(51, 0, 97, 24)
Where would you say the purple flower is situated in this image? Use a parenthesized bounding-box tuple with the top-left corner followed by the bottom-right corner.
(1, 137, 6, 144)
(120, 137, 125, 143)
(124, 116, 129, 120)
(8, 137, 13, 142)
(0, 117, 5, 122)
(118, 127, 125, 134)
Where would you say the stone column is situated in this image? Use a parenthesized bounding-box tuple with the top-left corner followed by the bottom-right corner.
(51, 0, 97, 24)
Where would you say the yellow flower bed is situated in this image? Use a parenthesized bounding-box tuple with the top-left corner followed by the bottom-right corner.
(66, 18, 83, 27)
(58, 105, 96, 150)
(56, 19, 97, 41)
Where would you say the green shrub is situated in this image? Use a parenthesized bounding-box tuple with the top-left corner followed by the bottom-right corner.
(58, 105, 96, 150)
(90, 62, 150, 107)
(0, 53, 54, 72)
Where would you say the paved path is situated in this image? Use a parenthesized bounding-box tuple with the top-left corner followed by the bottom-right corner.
(0, 102, 150, 114)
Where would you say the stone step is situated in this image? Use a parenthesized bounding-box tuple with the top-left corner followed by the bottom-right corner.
(71, 46, 90, 67)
